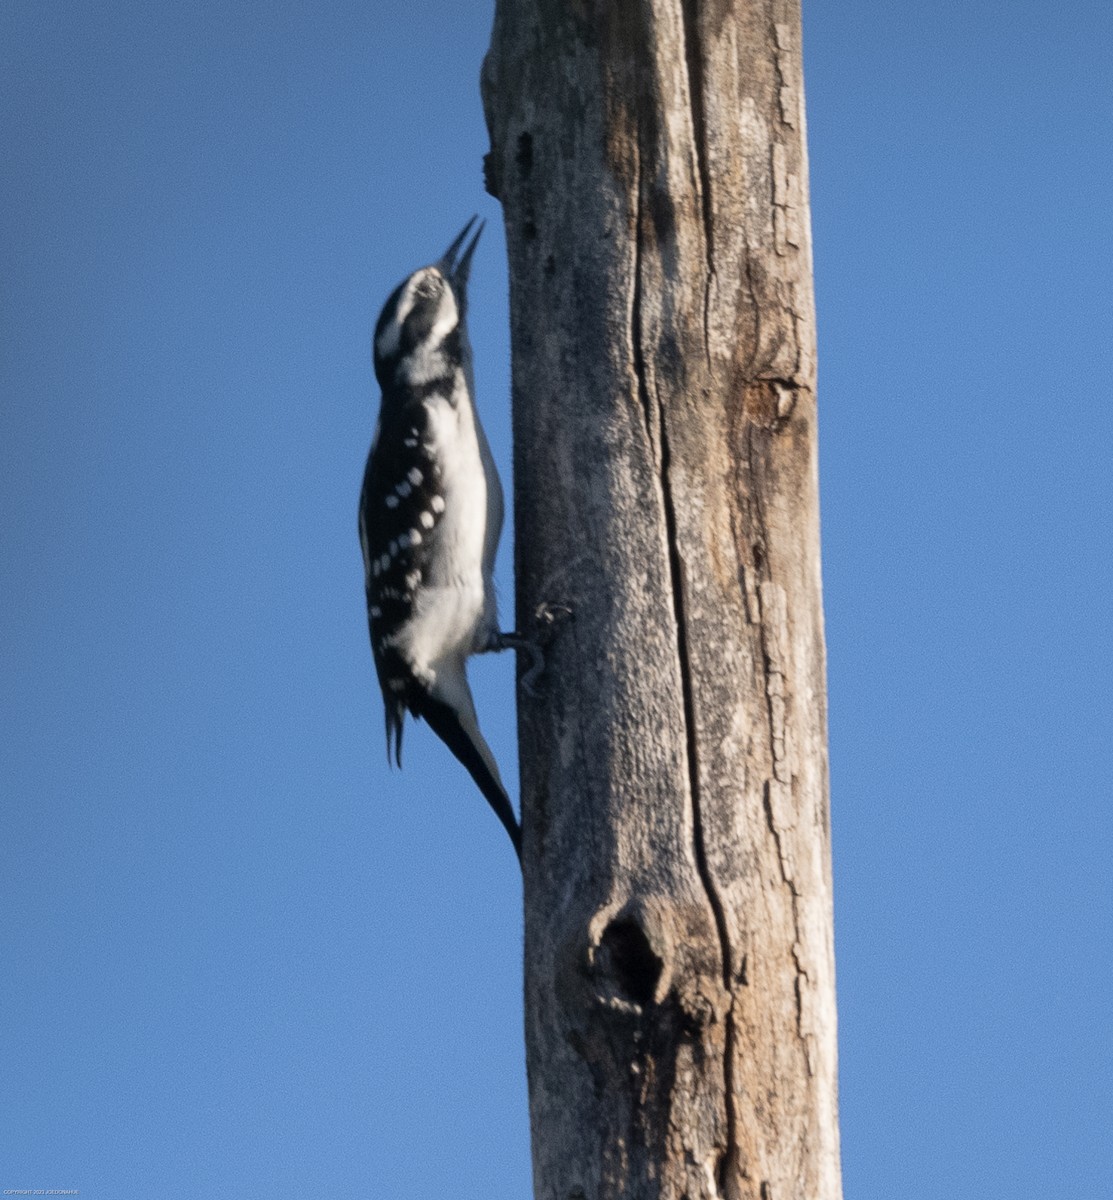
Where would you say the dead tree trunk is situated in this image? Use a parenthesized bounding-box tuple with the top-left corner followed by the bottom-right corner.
(482, 2, 840, 1197)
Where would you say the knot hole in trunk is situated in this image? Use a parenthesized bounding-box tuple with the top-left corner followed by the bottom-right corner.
(598, 915, 664, 1008)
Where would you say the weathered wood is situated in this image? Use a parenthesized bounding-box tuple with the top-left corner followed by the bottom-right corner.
(482, 2, 840, 1197)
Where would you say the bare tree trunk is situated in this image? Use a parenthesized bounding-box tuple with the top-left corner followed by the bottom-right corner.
(482, 1, 839, 1197)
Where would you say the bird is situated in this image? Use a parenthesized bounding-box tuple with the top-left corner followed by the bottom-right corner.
(359, 217, 521, 861)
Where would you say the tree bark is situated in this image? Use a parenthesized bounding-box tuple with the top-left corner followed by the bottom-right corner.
(482, 2, 840, 1197)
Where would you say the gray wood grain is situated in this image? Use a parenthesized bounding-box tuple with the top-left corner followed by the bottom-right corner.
(483, 2, 840, 1196)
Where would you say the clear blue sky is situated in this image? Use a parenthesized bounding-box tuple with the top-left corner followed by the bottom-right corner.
(2, 1, 1110, 1196)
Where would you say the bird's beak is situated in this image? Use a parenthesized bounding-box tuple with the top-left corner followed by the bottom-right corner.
(438, 215, 485, 288)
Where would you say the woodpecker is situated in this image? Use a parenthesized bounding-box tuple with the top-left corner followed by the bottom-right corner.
(359, 218, 521, 861)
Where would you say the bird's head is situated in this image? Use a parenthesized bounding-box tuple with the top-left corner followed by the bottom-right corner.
(373, 216, 484, 390)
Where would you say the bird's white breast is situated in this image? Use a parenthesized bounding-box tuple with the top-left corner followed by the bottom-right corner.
(401, 377, 498, 680)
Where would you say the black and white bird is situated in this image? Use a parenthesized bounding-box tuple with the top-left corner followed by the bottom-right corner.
(359, 218, 522, 861)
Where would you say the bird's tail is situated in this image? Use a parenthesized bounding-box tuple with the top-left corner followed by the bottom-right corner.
(417, 692, 522, 863)
(384, 695, 406, 769)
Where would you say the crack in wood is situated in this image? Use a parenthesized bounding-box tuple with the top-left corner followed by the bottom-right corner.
(631, 138, 655, 454)
(741, 232, 762, 379)
(630, 101, 738, 1183)
(679, 0, 713, 265)
(679, 0, 715, 372)
(773, 21, 797, 130)
(659, 400, 740, 1200)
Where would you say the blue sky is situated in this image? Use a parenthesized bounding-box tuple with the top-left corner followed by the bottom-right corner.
(2, 1, 1110, 1197)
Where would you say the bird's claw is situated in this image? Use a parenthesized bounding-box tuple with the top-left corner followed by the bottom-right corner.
(494, 631, 545, 697)
(492, 604, 572, 698)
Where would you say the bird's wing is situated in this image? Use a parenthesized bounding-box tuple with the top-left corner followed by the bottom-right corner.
(359, 398, 447, 761)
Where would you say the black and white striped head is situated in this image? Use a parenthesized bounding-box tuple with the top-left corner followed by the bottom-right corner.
(373, 216, 484, 391)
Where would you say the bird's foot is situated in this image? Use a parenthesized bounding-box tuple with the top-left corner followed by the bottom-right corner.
(491, 604, 573, 697)
(492, 631, 544, 696)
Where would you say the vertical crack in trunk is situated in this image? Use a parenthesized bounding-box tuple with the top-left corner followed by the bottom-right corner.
(630, 140, 655, 451)
(631, 8, 739, 1183)
(679, 0, 715, 370)
(678, 0, 714, 264)
(741, 234, 763, 379)
(632, 168, 739, 1184)
(658, 402, 741, 1195)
